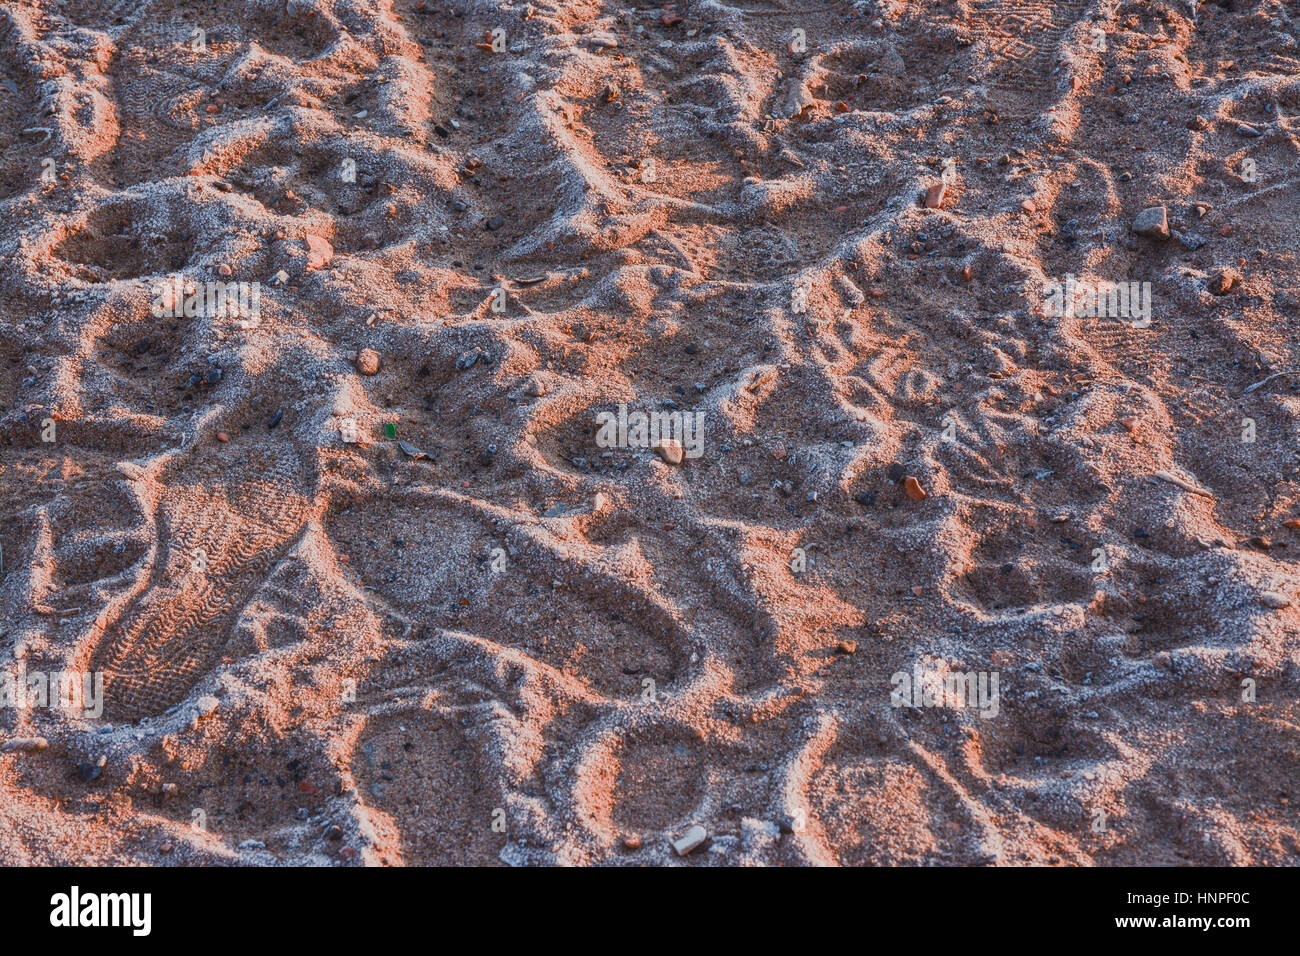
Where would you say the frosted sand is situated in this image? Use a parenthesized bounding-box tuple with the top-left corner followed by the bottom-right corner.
(0, 0, 1297, 865)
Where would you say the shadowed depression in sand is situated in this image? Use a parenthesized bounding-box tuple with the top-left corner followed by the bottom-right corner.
(0, 0, 1298, 865)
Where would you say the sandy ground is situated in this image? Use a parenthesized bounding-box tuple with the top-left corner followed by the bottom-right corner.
(0, 0, 1297, 866)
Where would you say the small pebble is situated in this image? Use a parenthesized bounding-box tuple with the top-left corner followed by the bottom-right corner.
(653, 439, 684, 466)
(672, 825, 709, 856)
(305, 234, 334, 270)
(1132, 205, 1169, 239)
(1, 736, 49, 753)
(356, 349, 381, 375)
(904, 476, 927, 501)
(1208, 267, 1241, 295)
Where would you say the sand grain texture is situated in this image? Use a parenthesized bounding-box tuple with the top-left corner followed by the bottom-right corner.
(0, 0, 1298, 866)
